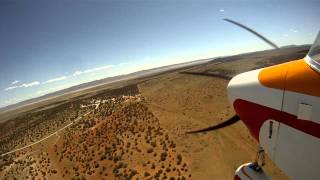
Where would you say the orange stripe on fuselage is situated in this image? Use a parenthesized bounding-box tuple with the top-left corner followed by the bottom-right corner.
(259, 59, 320, 97)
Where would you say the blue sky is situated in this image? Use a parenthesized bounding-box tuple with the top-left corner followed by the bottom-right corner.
(0, 0, 319, 108)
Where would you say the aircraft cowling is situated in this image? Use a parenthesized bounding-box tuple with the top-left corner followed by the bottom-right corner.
(227, 65, 288, 142)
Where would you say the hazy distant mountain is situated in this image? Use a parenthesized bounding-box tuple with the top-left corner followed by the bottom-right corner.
(0, 58, 212, 114)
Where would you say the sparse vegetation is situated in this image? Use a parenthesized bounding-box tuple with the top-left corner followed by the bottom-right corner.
(0, 85, 190, 179)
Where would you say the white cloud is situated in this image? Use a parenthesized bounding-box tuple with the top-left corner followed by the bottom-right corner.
(43, 76, 67, 84)
(219, 9, 225, 12)
(4, 81, 40, 91)
(5, 86, 18, 91)
(11, 80, 19, 85)
(73, 65, 114, 76)
(20, 81, 40, 88)
(3, 64, 114, 92)
(5, 80, 21, 90)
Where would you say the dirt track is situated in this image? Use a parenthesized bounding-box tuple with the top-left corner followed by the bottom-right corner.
(0, 110, 92, 157)
(0, 46, 309, 179)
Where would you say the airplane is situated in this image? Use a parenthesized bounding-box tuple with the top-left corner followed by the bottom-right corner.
(187, 19, 320, 180)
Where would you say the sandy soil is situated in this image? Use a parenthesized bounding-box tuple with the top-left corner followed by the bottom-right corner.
(136, 46, 309, 179)
(0, 46, 309, 179)
(138, 71, 288, 179)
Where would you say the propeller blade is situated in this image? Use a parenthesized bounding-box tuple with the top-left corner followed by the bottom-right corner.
(186, 115, 240, 134)
(223, 18, 279, 49)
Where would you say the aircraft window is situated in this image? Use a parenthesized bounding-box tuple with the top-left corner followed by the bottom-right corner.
(308, 32, 320, 63)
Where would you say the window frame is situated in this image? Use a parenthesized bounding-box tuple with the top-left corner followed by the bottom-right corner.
(305, 31, 320, 73)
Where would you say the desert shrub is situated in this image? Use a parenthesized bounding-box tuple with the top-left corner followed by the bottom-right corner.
(160, 152, 167, 161)
(177, 154, 182, 165)
(147, 148, 153, 154)
(166, 167, 171, 173)
(144, 172, 150, 177)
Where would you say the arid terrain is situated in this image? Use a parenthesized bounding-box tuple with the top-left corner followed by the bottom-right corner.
(0, 46, 309, 179)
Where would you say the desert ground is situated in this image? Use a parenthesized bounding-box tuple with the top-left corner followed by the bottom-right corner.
(0, 46, 309, 179)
